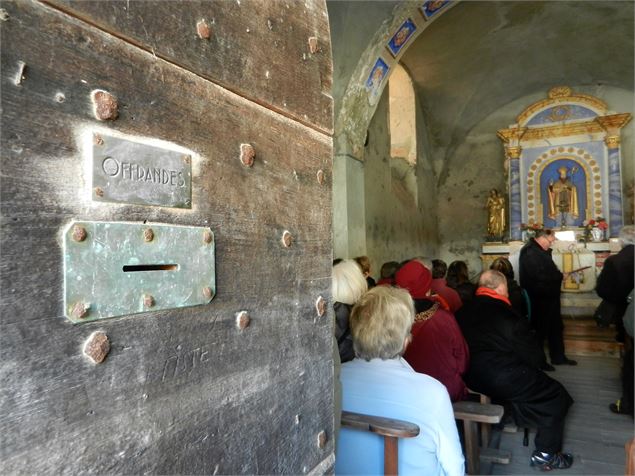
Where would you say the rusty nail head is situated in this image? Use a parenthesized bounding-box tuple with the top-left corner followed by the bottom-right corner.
(182, 154, 191, 164)
(317, 430, 327, 449)
(83, 331, 111, 364)
(94, 134, 104, 146)
(203, 287, 214, 300)
(72, 225, 87, 242)
(143, 294, 155, 308)
(316, 169, 325, 185)
(144, 228, 154, 242)
(197, 19, 211, 39)
(203, 230, 213, 244)
(94, 187, 104, 197)
(315, 296, 326, 317)
(308, 37, 319, 54)
(282, 230, 293, 248)
(240, 143, 256, 168)
(71, 301, 90, 319)
(236, 311, 250, 330)
(91, 89, 119, 121)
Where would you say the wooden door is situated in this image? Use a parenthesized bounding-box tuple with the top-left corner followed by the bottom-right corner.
(0, 1, 333, 473)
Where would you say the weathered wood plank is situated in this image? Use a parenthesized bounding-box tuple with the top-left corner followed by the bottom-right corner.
(44, 0, 334, 134)
(0, 0, 334, 473)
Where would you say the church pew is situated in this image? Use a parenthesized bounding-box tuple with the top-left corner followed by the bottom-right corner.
(453, 400, 510, 474)
(340, 410, 420, 475)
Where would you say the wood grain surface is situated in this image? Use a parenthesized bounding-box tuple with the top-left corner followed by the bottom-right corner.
(45, 0, 334, 134)
(0, 0, 333, 473)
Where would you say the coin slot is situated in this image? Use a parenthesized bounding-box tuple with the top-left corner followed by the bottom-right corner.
(123, 264, 179, 272)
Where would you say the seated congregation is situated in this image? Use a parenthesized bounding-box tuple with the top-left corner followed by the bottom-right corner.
(332, 253, 577, 475)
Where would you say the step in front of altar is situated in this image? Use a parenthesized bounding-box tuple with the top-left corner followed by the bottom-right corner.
(562, 315, 623, 358)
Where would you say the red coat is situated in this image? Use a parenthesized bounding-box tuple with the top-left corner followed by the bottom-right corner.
(404, 300, 470, 402)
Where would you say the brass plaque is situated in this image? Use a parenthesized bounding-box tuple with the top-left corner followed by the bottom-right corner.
(92, 132, 192, 208)
(63, 221, 215, 323)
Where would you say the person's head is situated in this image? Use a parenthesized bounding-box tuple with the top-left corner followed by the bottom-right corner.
(447, 260, 470, 286)
(558, 166, 568, 180)
(490, 189, 498, 197)
(380, 261, 401, 279)
(619, 225, 635, 247)
(350, 286, 415, 360)
(354, 256, 371, 277)
(431, 259, 447, 279)
(490, 257, 514, 282)
(332, 260, 368, 306)
(395, 260, 433, 299)
(534, 228, 556, 250)
(479, 269, 509, 298)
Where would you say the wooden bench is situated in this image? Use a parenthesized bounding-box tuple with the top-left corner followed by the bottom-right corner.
(627, 437, 635, 476)
(341, 410, 420, 475)
(453, 400, 510, 474)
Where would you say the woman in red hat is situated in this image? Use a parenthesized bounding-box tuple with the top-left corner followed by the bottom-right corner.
(396, 260, 470, 402)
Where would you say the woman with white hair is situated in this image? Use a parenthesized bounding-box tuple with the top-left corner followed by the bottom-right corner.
(335, 286, 464, 476)
(333, 259, 368, 363)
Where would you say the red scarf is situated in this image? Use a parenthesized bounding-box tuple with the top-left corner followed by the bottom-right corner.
(475, 287, 511, 306)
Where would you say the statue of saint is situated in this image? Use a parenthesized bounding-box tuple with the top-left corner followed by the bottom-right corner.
(487, 189, 506, 238)
(547, 165, 579, 226)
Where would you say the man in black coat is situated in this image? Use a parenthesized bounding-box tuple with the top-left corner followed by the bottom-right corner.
(457, 270, 574, 470)
(597, 225, 634, 416)
(519, 229, 577, 367)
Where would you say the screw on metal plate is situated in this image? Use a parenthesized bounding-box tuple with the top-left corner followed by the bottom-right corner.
(236, 311, 250, 330)
(94, 134, 104, 146)
(203, 230, 213, 244)
(71, 301, 90, 319)
(91, 89, 119, 121)
(182, 154, 191, 165)
(317, 430, 327, 449)
(202, 287, 214, 300)
(71, 225, 87, 242)
(143, 228, 154, 242)
(197, 19, 211, 39)
(308, 37, 319, 54)
(143, 294, 155, 308)
(281, 230, 293, 248)
(240, 143, 256, 168)
(94, 187, 104, 197)
(316, 169, 325, 185)
(315, 295, 326, 317)
(83, 331, 110, 364)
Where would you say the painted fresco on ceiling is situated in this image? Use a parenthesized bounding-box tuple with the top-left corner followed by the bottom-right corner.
(366, 57, 390, 102)
(387, 18, 417, 57)
(420, 0, 451, 19)
(526, 105, 599, 127)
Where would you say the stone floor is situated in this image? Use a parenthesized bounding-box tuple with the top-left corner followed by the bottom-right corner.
(489, 356, 633, 475)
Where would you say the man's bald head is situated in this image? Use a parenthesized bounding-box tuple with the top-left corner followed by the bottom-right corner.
(479, 270, 509, 297)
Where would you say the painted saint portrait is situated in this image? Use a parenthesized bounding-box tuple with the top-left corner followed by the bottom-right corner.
(420, 0, 451, 19)
(365, 58, 390, 101)
(387, 18, 417, 56)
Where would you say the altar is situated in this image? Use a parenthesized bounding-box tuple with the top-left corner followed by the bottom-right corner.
(480, 86, 631, 293)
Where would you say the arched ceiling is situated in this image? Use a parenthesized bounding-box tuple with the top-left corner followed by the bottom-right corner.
(400, 0, 634, 171)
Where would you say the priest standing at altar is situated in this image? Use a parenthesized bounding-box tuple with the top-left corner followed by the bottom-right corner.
(519, 229, 577, 369)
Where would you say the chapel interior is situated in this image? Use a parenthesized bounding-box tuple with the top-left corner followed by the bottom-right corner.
(1, 0, 634, 474)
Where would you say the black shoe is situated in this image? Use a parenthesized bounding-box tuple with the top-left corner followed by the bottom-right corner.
(530, 450, 574, 470)
(552, 358, 577, 366)
(609, 399, 633, 416)
(541, 363, 556, 372)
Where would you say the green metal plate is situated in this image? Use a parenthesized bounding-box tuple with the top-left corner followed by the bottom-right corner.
(63, 221, 215, 323)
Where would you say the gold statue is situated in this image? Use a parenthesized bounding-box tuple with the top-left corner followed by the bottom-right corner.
(487, 189, 506, 238)
(547, 165, 579, 226)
